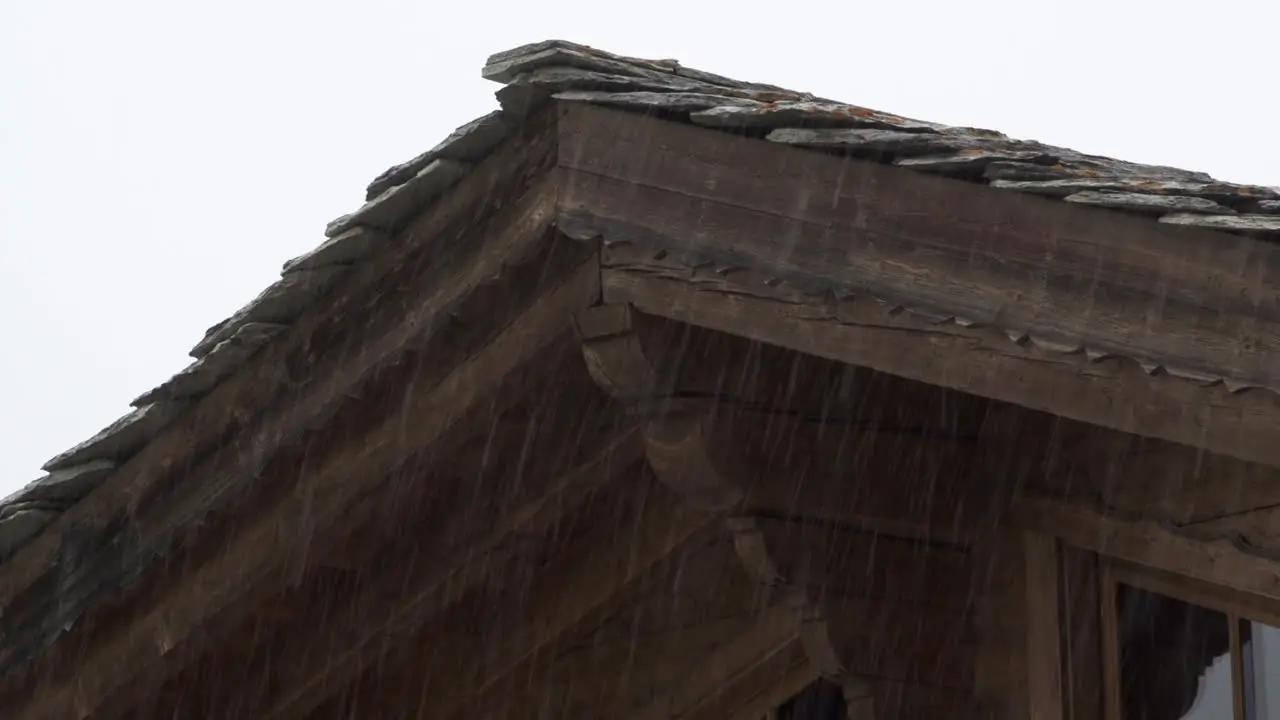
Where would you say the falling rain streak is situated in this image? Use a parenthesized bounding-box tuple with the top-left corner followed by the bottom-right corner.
(4, 38, 1280, 720)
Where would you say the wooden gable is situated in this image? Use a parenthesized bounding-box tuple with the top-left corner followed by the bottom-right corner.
(3, 39, 1280, 720)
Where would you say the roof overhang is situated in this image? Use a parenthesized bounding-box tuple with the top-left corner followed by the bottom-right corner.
(6, 59, 1280, 717)
(556, 101, 1280, 469)
(0, 105, 584, 714)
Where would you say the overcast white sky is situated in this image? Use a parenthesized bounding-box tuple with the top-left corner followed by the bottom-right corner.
(1, 0, 1277, 494)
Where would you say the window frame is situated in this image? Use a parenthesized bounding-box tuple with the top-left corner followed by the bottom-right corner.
(1100, 558, 1280, 720)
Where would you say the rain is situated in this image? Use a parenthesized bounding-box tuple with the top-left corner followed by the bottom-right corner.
(2, 5, 1280, 720)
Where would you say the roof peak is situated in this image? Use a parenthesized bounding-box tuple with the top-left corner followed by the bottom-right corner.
(4, 36, 1279, 577)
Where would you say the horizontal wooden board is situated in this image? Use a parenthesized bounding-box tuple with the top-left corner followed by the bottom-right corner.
(559, 103, 1280, 392)
(598, 244, 1280, 470)
(559, 103, 1280, 470)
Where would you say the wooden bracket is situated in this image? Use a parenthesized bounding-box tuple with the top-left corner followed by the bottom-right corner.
(577, 303, 982, 719)
(577, 303, 742, 512)
(727, 516, 880, 720)
(574, 304, 997, 719)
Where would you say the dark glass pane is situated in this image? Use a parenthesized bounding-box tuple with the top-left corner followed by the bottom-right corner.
(1117, 583, 1234, 720)
(1243, 618, 1280, 719)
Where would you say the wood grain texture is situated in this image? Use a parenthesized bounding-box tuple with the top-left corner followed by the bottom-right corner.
(630, 604, 799, 720)
(0, 110, 561, 674)
(575, 301, 983, 716)
(597, 242, 1280, 470)
(197, 421, 646, 719)
(1024, 532, 1065, 720)
(718, 654, 817, 720)
(28, 41, 1280, 720)
(579, 304, 999, 543)
(415, 536, 769, 719)
(729, 514, 979, 710)
(388, 487, 715, 720)
(578, 304, 748, 512)
(1060, 546, 1105, 720)
(1014, 496, 1280, 602)
(0, 238, 597, 720)
(1015, 410, 1280, 530)
(557, 102, 1280, 449)
(972, 526, 1031, 719)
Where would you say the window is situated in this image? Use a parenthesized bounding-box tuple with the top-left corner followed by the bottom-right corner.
(1103, 562, 1280, 720)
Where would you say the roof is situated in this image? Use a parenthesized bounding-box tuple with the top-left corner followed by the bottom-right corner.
(4, 38, 1278, 569)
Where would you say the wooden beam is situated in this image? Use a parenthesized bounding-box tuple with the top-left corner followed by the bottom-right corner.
(2, 238, 599, 720)
(559, 103, 1280, 470)
(720, 659, 816, 720)
(575, 302, 985, 716)
(1024, 532, 1065, 720)
(578, 305, 996, 542)
(1060, 545, 1105, 720)
(476, 546, 971, 720)
(683, 641, 814, 720)
(716, 669, 985, 720)
(0, 109, 560, 671)
(579, 303, 876, 715)
(154, 413, 645, 719)
(94, 385, 625, 719)
(808, 592, 977, 690)
(734, 415, 994, 545)
(559, 102, 1280, 395)
(479, 615, 766, 717)
(581, 304, 992, 427)
(449, 620, 777, 720)
(833, 680, 984, 720)
(599, 243, 1280, 474)
(738, 516, 978, 609)
(578, 304, 744, 511)
(1013, 496, 1280, 602)
(364, 533, 761, 720)
(732, 515, 942, 717)
(425, 487, 713, 720)
(1009, 409, 1280, 529)
(630, 604, 798, 720)
(735, 515, 981, 692)
(307, 479, 715, 720)
(970, 524, 1032, 720)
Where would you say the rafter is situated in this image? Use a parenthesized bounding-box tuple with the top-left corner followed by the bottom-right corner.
(0, 108, 560, 672)
(718, 657, 816, 720)
(630, 604, 799, 720)
(153, 412, 644, 719)
(303, 476, 715, 720)
(96, 389, 630, 719)
(3, 232, 596, 720)
(421, 486, 712, 719)
(445, 536, 777, 719)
